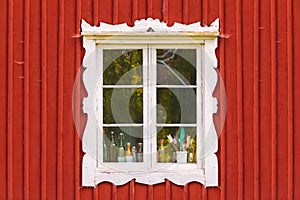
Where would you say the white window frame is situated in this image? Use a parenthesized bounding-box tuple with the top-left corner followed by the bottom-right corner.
(81, 18, 219, 187)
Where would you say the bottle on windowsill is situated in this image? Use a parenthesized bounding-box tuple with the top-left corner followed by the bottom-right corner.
(125, 142, 133, 162)
(137, 143, 143, 162)
(117, 133, 125, 162)
(158, 139, 167, 163)
(109, 131, 117, 162)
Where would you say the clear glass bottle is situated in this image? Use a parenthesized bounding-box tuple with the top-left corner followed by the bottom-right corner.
(137, 143, 143, 162)
(158, 139, 166, 162)
(118, 133, 125, 162)
(109, 131, 117, 162)
(132, 146, 136, 162)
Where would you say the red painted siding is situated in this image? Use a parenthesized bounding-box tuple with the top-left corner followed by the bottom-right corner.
(0, 0, 299, 199)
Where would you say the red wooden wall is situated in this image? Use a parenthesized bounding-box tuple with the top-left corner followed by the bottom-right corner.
(0, 0, 300, 199)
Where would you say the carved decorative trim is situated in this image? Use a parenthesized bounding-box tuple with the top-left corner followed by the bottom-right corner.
(81, 18, 219, 36)
(81, 18, 219, 187)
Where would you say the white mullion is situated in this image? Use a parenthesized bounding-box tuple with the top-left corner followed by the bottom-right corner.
(156, 85, 197, 88)
(197, 45, 204, 169)
(143, 46, 150, 168)
(149, 45, 157, 168)
(97, 47, 104, 166)
(102, 85, 143, 88)
(156, 124, 197, 127)
(103, 124, 143, 127)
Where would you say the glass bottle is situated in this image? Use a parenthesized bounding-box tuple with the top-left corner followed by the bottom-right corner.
(132, 146, 136, 162)
(188, 146, 194, 163)
(118, 133, 125, 162)
(126, 142, 132, 156)
(103, 143, 108, 162)
(188, 138, 196, 163)
(109, 131, 117, 162)
(158, 139, 166, 162)
(125, 142, 133, 162)
(137, 143, 143, 162)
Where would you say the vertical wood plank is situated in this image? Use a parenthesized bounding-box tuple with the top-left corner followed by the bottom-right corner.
(151, 0, 162, 20)
(81, 0, 93, 25)
(57, 0, 65, 199)
(12, 0, 25, 198)
(218, 0, 225, 199)
(117, 0, 132, 24)
(235, 0, 244, 199)
(28, 0, 42, 199)
(41, 0, 48, 198)
(113, 0, 119, 24)
(147, 0, 153, 17)
(135, 183, 148, 200)
(201, 187, 206, 200)
(118, 184, 130, 200)
(167, 0, 183, 24)
(153, 182, 165, 200)
(207, 0, 218, 23)
(63, 0, 76, 198)
(132, 0, 138, 21)
(183, 0, 189, 24)
(276, 0, 289, 198)
(165, 180, 171, 200)
(75, 0, 82, 199)
(259, 0, 272, 198)
(293, 0, 300, 198)
(7, 0, 14, 199)
(148, 185, 153, 200)
(202, 0, 208, 24)
(93, 187, 99, 200)
(287, 0, 294, 199)
(112, 184, 118, 200)
(93, 0, 99, 25)
(183, 184, 188, 200)
(270, 0, 277, 198)
(0, 0, 8, 199)
(162, 0, 169, 23)
(253, 0, 260, 198)
(46, 0, 60, 198)
(171, 183, 184, 200)
(240, 0, 254, 199)
(80, 1, 94, 199)
(188, 182, 202, 200)
(24, 0, 30, 198)
(224, 0, 238, 198)
(129, 180, 135, 200)
(99, 0, 113, 23)
(99, 182, 113, 199)
(187, 0, 201, 24)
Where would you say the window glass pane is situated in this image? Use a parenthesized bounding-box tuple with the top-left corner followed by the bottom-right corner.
(156, 127, 197, 163)
(157, 49, 196, 85)
(103, 127, 143, 163)
(103, 49, 143, 85)
(157, 88, 196, 124)
(103, 88, 143, 124)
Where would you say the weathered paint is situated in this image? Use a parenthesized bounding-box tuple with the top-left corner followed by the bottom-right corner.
(0, 0, 299, 199)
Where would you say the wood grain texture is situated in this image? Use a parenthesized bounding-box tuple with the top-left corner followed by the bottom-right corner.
(1, 0, 300, 199)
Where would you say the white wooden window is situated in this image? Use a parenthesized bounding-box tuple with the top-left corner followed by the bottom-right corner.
(81, 18, 219, 187)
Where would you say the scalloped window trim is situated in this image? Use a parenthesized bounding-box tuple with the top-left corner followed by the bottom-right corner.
(81, 18, 219, 187)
